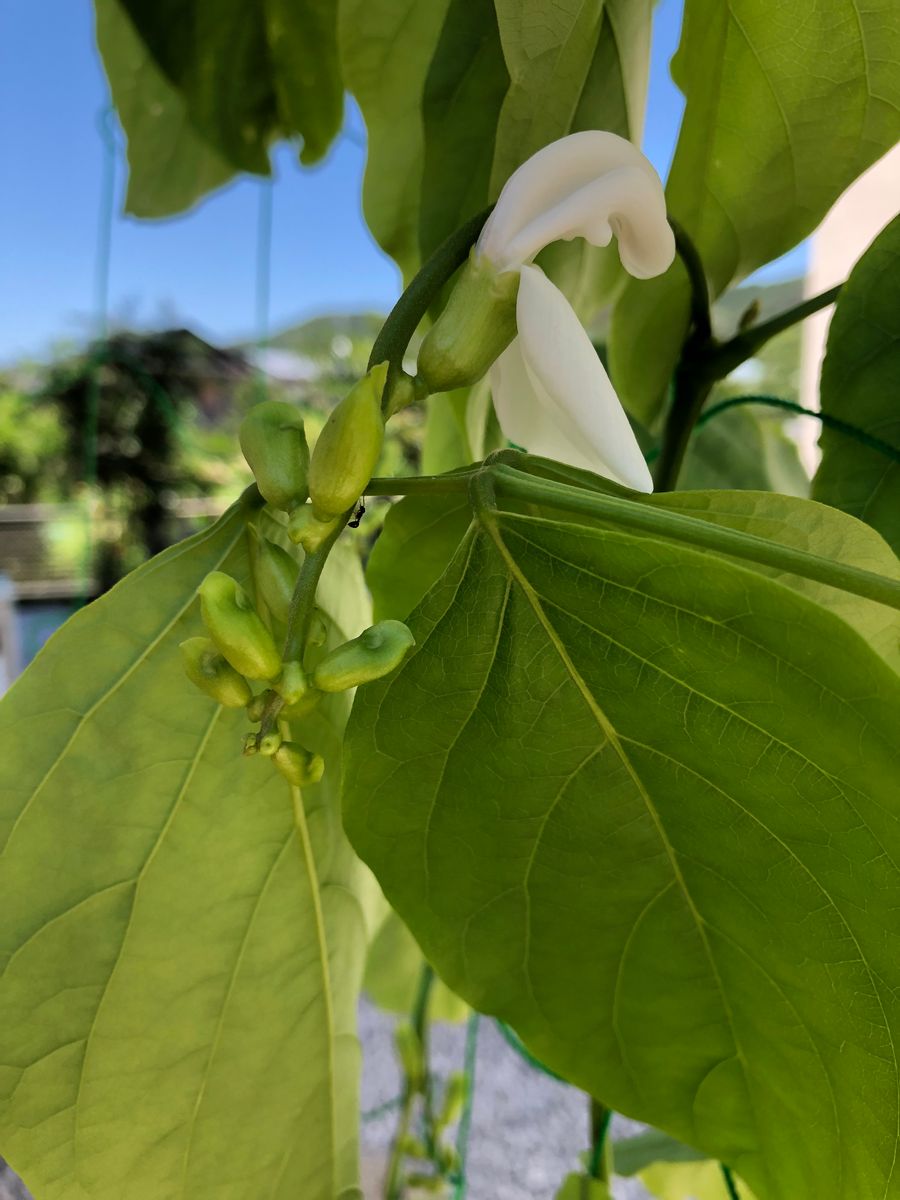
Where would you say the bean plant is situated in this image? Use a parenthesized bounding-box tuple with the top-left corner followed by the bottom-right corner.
(2, 3, 899, 1199)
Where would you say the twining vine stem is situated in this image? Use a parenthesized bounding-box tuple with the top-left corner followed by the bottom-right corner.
(654, 221, 843, 491)
(368, 206, 494, 413)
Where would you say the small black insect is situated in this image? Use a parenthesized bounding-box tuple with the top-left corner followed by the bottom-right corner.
(348, 502, 366, 529)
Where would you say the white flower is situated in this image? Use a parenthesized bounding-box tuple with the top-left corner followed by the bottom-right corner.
(478, 131, 675, 492)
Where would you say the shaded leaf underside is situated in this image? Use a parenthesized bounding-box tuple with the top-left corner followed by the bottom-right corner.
(0, 496, 368, 1200)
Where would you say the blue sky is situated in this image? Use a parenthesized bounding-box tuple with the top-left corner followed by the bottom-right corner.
(1, 0, 805, 364)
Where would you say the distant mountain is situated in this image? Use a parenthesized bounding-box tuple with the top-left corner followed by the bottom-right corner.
(263, 312, 386, 359)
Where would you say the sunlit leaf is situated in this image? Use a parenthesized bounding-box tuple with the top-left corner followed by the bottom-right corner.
(345, 503, 900, 1199)
(609, 0, 900, 423)
(640, 1160, 757, 1200)
(344, 0, 651, 282)
(366, 490, 470, 622)
(813, 214, 900, 554)
(96, 0, 343, 214)
(94, 0, 235, 217)
(0, 493, 370, 1200)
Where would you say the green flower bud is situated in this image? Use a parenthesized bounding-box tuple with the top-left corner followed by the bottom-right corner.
(436, 1072, 467, 1130)
(397, 1135, 429, 1159)
(417, 251, 519, 394)
(276, 660, 308, 707)
(437, 1144, 460, 1175)
(312, 619, 415, 693)
(308, 363, 388, 519)
(287, 504, 341, 553)
(179, 637, 252, 708)
(242, 732, 260, 757)
(251, 529, 299, 624)
(258, 729, 283, 757)
(281, 687, 324, 719)
(199, 571, 281, 681)
(307, 609, 328, 649)
(239, 400, 310, 512)
(403, 1174, 445, 1194)
(272, 741, 325, 787)
(394, 1021, 424, 1090)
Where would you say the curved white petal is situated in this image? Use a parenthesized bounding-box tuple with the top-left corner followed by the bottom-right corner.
(508, 264, 653, 491)
(477, 131, 668, 274)
(498, 167, 675, 279)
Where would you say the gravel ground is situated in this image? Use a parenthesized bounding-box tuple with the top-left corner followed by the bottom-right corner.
(1, 999, 653, 1200)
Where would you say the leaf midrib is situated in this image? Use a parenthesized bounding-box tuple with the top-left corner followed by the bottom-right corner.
(477, 510, 766, 1186)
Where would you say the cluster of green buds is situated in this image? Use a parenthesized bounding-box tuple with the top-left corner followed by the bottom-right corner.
(180, 372, 416, 783)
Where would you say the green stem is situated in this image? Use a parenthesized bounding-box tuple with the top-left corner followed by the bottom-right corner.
(367, 473, 473, 497)
(452, 1013, 480, 1200)
(282, 515, 349, 663)
(653, 362, 714, 491)
(655, 220, 843, 491)
(587, 1100, 613, 1183)
(670, 219, 712, 342)
(709, 285, 841, 377)
(720, 1164, 741, 1199)
(695, 395, 900, 463)
(654, 222, 715, 491)
(490, 465, 900, 611)
(384, 964, 436, 1200)
(256, 513, 350, 744)
(368, 205, 494, 411)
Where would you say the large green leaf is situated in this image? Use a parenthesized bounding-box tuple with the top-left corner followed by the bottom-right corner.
(344, 505, 900, 1199)
(97, 0, 343, 214)
(343, 0, 651, 281)
(613, 1129, 706, 1177)
(0, 494, 371, 1199)
(94, 0, 235, 217)
(680, 406, 809, 497)
(813, 214, 900, 554)
(366, 490, 470, 622)
(609, 0, 900, 424)
(639, 1161, 757, 1200)
(364, 909, 467, 1023)
(647, 489, 900, 671)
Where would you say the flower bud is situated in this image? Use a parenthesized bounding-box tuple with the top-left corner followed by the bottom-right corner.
(287, 504, 341, 553)
(199, 571, 281, 681)
(239, 400, 310, 512)
(242, 732, 260, 757)
(307, 609, 328, 649)
(179, 637, 252, 708)
(272, 741, 325, 787)
(251, 529, 299, 624)
(437, 1072, 467, 1130)
(394, 1021, 425, 1090)
(308, 363, 388, 519)
(416, 251, 519, 394)
(276, 660, 308, 707)
(257, 729, 283, 757)
(281, 687, 324, 719)
(312, 619, 415, 693)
